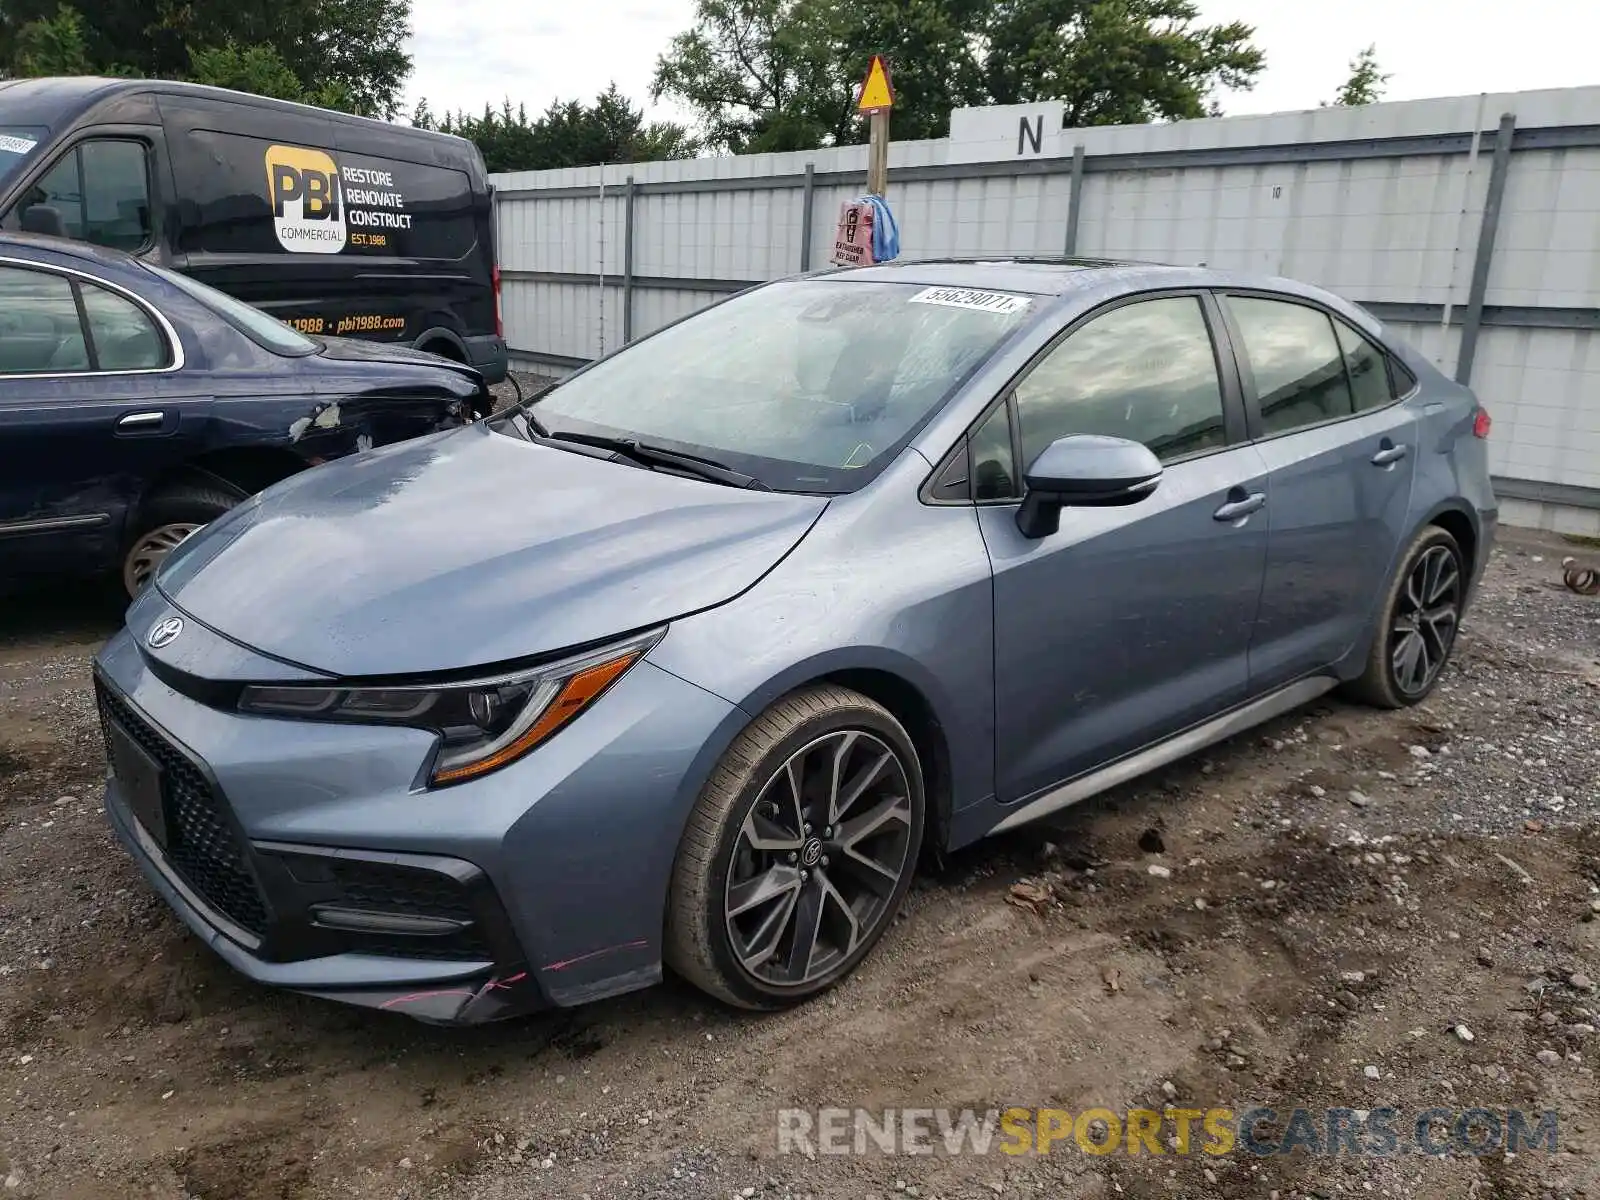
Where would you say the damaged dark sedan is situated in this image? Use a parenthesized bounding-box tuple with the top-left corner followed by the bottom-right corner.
(0, 232, 490, 595)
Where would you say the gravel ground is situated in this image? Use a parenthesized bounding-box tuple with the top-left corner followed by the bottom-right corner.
(1, 527, 1597, 1200)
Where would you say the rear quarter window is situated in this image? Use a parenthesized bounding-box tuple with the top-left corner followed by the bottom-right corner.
(177, 129, 477, 261)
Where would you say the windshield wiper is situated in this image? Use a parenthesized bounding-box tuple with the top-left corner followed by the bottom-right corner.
(545, 431, 769, 490)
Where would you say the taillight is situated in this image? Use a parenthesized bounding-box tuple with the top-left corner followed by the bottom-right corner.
(1472, 406, 1492, 439)
(492, 265, 503, 339)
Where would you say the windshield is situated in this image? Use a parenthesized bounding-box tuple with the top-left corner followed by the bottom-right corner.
(0, 126, 45, 187)
(532, 278, 1034, 492)
(142, 263, 319, 357)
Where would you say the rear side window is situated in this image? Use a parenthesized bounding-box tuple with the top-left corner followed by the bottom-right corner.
(178, 130, 477, 261)
(23, 140, 152, 252)
(1334, 320, 1398, 411)
(1227, 297, 1353, 435)
(81, 284, 169, 370)
(0, 266, 87, 373)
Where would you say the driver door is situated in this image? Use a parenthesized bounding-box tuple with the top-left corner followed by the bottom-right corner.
(974, 292, 1271, 803)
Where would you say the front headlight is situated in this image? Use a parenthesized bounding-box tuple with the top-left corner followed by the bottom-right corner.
(238, 629, 663, 786)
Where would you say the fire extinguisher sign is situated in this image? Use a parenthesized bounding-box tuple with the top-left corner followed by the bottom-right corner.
(831, 201, 876, 267)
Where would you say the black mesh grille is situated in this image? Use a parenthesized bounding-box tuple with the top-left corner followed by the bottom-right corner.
(321, 859, 493, 961)
(97, 682, 269, 937)
(327, 860, 477, 922)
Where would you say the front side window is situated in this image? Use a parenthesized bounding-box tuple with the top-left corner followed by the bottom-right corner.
(1013, 296, 1228, 469)
(1227, 296, 1355, 435)
(970, 404, 1016, 500)
(0, 265, 88, 374)
(532, 279, 1034, 493)
(81, 283, 169, 370)
(21, 140, 151, 251)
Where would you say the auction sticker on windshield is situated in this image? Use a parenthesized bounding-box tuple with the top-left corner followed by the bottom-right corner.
(909, 287, 1031, 315)
(0, 134, 38, 155)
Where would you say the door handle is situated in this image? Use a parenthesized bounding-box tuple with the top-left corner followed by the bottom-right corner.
(1371, 443, 1408, 466)
(116, 411, 165, 431)
(1213, 492, 1266, 522)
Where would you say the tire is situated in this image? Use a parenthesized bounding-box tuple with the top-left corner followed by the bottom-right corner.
(1342, 525, 1466, 709)
(121, 482, 240, 597)
(664, 684, 925, 1009)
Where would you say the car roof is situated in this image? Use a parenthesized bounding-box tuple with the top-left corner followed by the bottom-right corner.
(821, 255, 1379, 332)
(829, 255, 1328, 301)
(0, 230, 142, 273)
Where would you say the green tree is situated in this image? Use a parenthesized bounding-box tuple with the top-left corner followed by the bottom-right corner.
(984, 0, 1264, 127)
(416, 85, 700, 173)
(186, 42, 306, 102)
(652, 0, 1265, 152)
(0, 0, 411, 118)
(10, 4, 92, 76)
(1327, 44, 1388, 108)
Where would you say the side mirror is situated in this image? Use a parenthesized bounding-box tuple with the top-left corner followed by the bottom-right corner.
(19, 204, 67, 238)
(1016, 434, 1163, 539)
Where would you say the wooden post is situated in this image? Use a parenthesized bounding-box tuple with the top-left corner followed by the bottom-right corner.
(856, 54, 894, 198)
(867, 109, 890, 197)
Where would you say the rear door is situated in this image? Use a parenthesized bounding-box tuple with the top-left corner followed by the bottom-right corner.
(1219, 292, 1419, 690)
(0, 258, 201, 579)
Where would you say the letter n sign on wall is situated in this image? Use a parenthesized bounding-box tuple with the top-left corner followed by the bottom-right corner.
(1017, 114, 1044, 156)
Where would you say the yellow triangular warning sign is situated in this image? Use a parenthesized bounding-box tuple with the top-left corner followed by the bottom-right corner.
(857, 55, 894, 114)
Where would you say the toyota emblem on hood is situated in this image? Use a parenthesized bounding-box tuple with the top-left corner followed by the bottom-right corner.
(147, 616, 184, 650)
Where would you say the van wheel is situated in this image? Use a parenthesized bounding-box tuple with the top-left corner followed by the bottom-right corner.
(665, 685, 924, 1009)
(122, 482, 238, 597)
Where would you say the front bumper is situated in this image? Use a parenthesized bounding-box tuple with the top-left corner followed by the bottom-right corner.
(94, 615, 742, 1023)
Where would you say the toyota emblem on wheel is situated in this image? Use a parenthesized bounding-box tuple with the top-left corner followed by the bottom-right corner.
(146, 617, 184, 650)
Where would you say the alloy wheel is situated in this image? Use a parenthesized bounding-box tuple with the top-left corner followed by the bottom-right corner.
(1389, 543, 1461, 696)
(724, 730, 914, 989)
(123, 522, 203, 595)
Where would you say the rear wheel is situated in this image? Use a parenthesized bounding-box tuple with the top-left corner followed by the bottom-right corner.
(1343, 525, 1465, 708)
(665, 685, 924, 1009)
(121, 482, 240, 597)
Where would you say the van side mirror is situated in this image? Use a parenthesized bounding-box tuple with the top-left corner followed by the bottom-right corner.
(1016, 434, 1163, 539)
(20, 204, 67, 238)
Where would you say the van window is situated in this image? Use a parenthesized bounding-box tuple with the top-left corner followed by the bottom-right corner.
(0, 127, 45, 188)
(23, 141, 151, 251)
(180, 130, 476, 261)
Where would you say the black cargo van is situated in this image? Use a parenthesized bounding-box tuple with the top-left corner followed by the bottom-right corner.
(0, 77, 506, 382)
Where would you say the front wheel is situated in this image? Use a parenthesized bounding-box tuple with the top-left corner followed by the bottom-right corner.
(665, 685, 925, 1009)
(1343, 525, 1466, 708)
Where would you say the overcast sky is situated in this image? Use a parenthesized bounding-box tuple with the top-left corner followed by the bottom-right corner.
(406, 0, 1598, 129)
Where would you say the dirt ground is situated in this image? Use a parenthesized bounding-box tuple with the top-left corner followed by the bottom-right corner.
(2, 529, 1598, 1200)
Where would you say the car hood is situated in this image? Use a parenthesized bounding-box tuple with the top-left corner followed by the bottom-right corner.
(155, 424, 828, 677)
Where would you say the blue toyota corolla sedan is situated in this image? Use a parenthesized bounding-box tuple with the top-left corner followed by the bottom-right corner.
(93, 258, 1497, 1023)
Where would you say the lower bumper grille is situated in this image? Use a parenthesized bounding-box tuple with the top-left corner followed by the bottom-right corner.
(277, 854, 497, 961)
(96, 681, 270, 936)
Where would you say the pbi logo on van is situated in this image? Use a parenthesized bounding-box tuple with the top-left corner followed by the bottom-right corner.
(266, 145, 346, 254)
